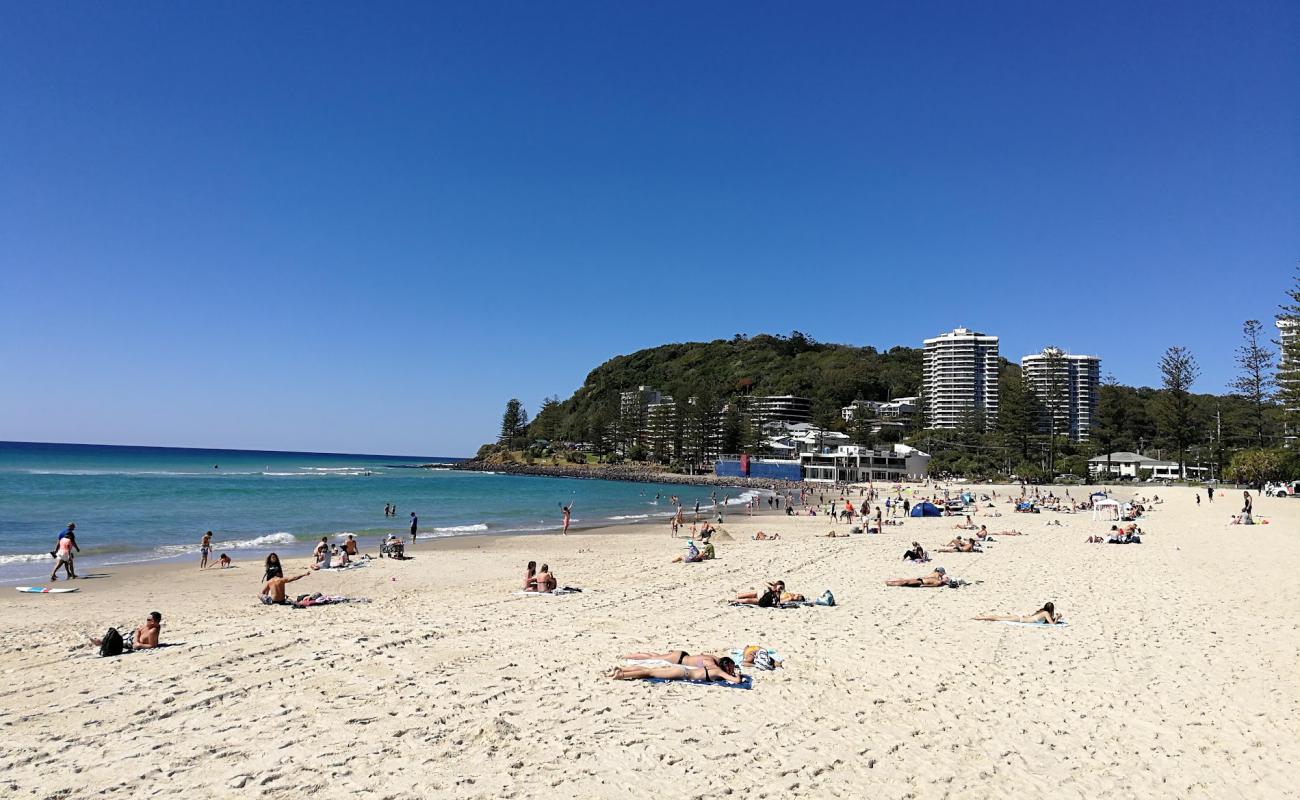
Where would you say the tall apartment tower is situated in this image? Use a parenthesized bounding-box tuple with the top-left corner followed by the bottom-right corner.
(922, 328, 1000, 429)
(1279, 318, 1298, 443)
(1020, 348, 1102, 442)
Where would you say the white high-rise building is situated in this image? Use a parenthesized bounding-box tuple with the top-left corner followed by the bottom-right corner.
(1020, 348, 1102, 442)
(922, 328, 1000, 429)
(1279, 317, 1298, 443)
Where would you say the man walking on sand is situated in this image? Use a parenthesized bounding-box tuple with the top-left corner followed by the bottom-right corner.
(50, 523, 79, 581)
(410, 511, 418, 543)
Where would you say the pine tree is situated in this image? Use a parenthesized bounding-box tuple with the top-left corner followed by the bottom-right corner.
(997, 371, 1038, 463)
(1155, 347, 1201, 477)
(498, 399, 527, 449)
(1230, 320, 1275, 446)
(1091, 375, 1127, 479)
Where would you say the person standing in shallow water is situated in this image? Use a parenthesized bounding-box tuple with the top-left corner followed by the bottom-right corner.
(562, 503, 572, 535)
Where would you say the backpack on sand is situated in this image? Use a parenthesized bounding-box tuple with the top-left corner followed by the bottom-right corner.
(99, 627, 124, 657)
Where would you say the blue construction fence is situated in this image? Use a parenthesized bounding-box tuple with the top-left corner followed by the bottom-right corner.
(714, 458, 803, 482)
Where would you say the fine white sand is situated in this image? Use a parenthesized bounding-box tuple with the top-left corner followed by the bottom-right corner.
(1, 484, 1297, 799)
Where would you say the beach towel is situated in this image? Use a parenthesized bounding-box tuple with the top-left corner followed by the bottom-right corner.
(729, 600, 821, 609)
(998, 619, 1069, 627)
(514, 587, 582, 596)
(639, 676, 753, 690)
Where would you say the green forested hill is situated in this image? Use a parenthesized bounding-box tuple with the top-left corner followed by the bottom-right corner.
(526, 332, 922, 446)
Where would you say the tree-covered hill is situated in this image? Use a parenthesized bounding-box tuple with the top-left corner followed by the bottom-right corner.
(526, 332, 922, 446)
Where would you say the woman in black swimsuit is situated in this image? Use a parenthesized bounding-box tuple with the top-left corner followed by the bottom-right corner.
(621, 650, 732, 669)
(609, 657, 743, 684)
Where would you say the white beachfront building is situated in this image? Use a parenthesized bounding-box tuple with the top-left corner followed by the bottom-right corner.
(1280, 317, 1298, 443)
(1087, 451, 1208, 480)
(842, 396, 919, 421)
(923, 328, 1000, 429)
(801, 443, 931, 483)
(1020, 348, 1102, 442)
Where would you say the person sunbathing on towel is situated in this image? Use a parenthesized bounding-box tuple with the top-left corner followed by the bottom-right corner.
(90, 611, 162, 651)
(609, 657, 743, 684)
(975, 602, 1062, 624)
(886, 567, 950, 587)
(938, 537, 980, 553)
(983, 526, 1024, 537)
(523, 560, 538, 591)
(621, 649, 733, 670)
(753, 531, 780, 540)
(535, 563, 557, 592)
(733, 581, 804, 606)
(953, 515, 978, 530)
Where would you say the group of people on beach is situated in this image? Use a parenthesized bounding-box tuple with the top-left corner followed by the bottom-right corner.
(522, 560, 559, 592)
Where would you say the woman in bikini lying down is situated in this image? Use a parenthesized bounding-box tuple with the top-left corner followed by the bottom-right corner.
(975, 602, 1062, 624)
(885, 567, 949, 587)
(609, 657, 744, 684)
(621, 649, 732, 670)
(732, 581, 806, 605)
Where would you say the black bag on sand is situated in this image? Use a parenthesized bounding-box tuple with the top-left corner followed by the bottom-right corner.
(99, 627, 124, 657)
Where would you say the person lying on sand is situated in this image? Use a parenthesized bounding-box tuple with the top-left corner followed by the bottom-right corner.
(261, 572, 310, 604)
(885, 567, 949, 587)
(953, 515, 978, 530)
(975, 602, 1062, 624)
(822, 530, 850, 538)
(753, 531, 781, 540)
(622, 649, 734, 670)
(609, 658, 743, 684)
(90, 611, 162, 651)
(978, 525, 1024, 537)
(938, 537, 981, 553)
(534, 563, 557, 592)
(733, 581, 805, 606)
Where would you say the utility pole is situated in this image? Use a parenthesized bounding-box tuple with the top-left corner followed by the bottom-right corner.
(1215, 406, 1222, 482)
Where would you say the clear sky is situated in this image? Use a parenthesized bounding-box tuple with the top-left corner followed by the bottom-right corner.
(2, 2, 1297, 456)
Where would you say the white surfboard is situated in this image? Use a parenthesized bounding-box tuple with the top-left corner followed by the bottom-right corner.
(16, 586, 80, 594)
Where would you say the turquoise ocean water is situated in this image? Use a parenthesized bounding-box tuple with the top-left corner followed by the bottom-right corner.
(0, 442, 754, 584)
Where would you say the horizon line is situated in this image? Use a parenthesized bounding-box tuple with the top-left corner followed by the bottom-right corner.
(0, 440, 467, 462)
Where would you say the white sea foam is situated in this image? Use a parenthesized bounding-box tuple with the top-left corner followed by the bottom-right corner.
(263, 470, 370, 477)
(147, 532, 301, 558)
(433, 523, 489, 533)
(608, 514, 651, 521)
(299, 466, 368, 472)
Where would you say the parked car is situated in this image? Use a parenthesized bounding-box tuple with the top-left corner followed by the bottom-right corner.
(1264, 481, 1300, 498)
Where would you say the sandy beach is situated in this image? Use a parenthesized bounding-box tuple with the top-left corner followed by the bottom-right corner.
(2, 483, 1298, 799)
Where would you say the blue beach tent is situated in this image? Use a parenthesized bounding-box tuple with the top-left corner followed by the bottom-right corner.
(910, 501, 942, 517)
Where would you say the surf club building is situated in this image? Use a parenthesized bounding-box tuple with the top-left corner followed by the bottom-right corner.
(715, 444, 930, 484)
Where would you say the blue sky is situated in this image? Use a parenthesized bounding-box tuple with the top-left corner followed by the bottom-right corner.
(2, 2, 1297, 456)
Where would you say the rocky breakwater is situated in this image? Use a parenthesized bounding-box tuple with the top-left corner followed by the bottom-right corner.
(450, 459, 802, 492)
